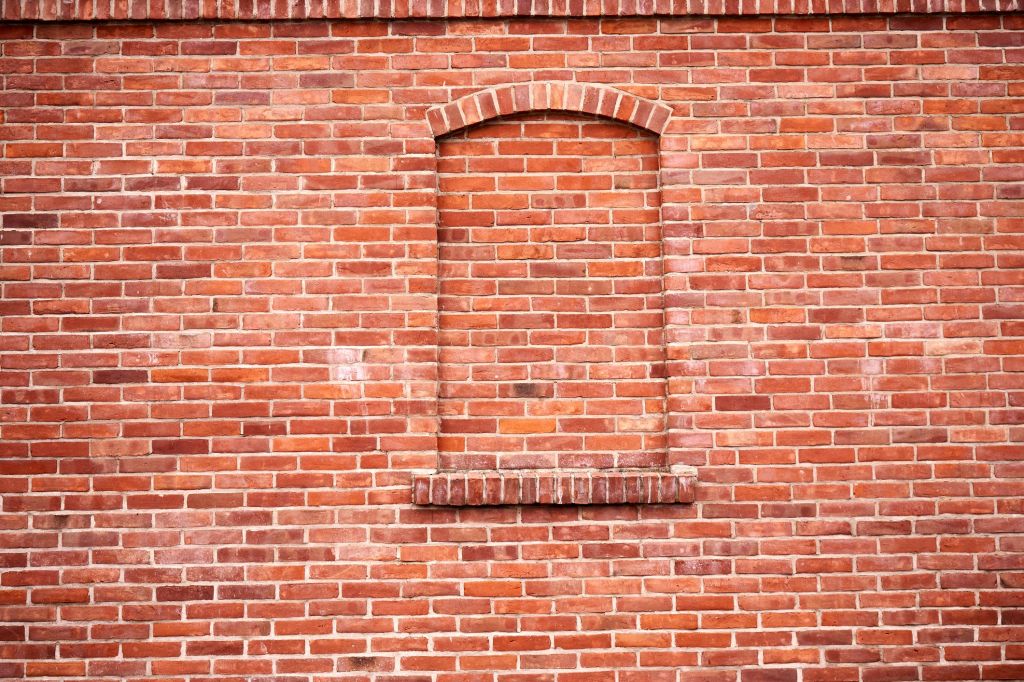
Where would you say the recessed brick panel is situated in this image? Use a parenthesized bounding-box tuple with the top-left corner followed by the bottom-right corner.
(437, 113, 668, 470)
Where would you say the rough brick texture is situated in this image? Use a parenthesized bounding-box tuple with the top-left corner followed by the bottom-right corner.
(438, 112, 667, 471)
(2, 12, 1024, 682)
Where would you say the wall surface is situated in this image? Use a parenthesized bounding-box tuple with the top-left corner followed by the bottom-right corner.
(1, 13, 1024, 682)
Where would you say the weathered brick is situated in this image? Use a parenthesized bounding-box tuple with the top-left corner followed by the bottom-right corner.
(0, 11, 1022, 682)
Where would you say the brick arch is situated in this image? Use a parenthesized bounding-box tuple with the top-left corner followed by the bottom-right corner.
(425, 81, 673, 138)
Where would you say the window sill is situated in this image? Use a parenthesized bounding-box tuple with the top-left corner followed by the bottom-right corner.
(411, 466, 696, 506)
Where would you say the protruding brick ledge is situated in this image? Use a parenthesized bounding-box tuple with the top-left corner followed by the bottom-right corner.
(412, 467, 697, 506)
(4, 0, 1021, 21)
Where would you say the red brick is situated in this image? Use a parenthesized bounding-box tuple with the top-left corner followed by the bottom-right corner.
(0, 12, 1022, 682)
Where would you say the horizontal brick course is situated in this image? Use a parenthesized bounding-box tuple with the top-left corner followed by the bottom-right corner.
(3, 0, 1023, 20)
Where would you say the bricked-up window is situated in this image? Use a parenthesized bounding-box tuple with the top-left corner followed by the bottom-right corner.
(436, 112, 669, 472)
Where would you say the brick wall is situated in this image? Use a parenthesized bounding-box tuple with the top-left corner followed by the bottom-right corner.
(2, 13, 1024, 681)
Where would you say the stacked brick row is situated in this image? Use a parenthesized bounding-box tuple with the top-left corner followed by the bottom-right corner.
(4, 0, 1024, 21)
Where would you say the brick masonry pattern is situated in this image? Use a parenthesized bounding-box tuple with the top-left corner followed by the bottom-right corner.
(1, 13, 1024, 682)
